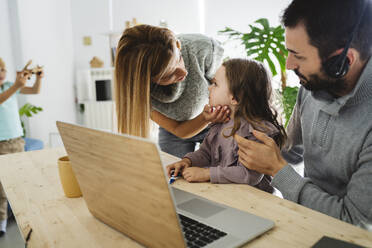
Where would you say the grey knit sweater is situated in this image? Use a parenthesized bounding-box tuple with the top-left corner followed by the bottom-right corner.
(151, 34, 224, 121)
(272, 57, 372, 229)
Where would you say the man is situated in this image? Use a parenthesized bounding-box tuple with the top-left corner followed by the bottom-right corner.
(235, 0, 372, 229)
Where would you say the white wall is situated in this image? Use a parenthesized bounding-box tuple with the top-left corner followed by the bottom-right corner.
(112, 0, 201, 34)
(0, 0, 16, 80)
(204, 0, 291, 38)
(71, 0, 111, 70)
(11, 0, 76, 146)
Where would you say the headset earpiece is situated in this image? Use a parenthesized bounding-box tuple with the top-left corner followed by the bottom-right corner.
(323, 0, 366, 79)
(323, 54, 350, 79)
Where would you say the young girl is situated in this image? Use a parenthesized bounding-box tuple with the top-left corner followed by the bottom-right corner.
(166, 58, 286, 193)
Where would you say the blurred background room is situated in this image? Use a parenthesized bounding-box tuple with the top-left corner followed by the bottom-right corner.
(0, 0, 299, 149)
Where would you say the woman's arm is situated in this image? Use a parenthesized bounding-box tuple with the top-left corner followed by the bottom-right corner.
(151, 109, 208, 139)
(150, 105, 229, 139)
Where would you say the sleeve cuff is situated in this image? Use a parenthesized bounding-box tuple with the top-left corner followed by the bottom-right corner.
(209, 167, 219, 183)
(184, 152, 209, 168)
(271, 165, 309, 202)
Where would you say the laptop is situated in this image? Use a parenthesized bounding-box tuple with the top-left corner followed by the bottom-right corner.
(56, 121, 274, 248)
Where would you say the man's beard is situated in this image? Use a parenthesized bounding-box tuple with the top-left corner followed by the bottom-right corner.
(294, 68, 347, 93)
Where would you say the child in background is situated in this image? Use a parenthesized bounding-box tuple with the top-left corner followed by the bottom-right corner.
(166, 58, 286, 193)
(0, 57, 44, 236)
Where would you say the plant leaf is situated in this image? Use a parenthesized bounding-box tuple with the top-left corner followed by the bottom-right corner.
(282, 86, 299, 127)
(272, 49, 287, 71)
(246, 48, 261, 56)
(265, 57, 277, 76)
(19, 103, 43, 117)
(244, 41, 261, 49)
(255, 18, 270, 30)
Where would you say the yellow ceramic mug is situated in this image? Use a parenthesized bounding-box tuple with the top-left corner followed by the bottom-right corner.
(57, 156, 82, 198)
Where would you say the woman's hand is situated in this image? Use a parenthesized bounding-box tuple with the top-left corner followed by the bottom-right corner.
(202, 104, 230, 124)
(182, 167, 210, 182)
(166, 158, 192, 177)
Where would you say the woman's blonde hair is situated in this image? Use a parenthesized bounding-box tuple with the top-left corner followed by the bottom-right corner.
(114, 25, 177, 137)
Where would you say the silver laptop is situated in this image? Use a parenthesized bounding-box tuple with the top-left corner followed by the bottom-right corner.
(57, 121, 274, 248)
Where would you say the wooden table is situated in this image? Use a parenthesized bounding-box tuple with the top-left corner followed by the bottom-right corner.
(0, 148, 371, 248)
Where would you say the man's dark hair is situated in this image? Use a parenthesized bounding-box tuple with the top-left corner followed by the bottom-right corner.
(281, 0, 372, 62)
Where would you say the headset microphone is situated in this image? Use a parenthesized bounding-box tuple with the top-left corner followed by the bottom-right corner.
(323, 0, 367, 78)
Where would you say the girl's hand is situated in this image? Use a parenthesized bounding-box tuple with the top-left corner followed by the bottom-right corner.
(14, 71, 30, 88)
(202, 104, 230, 124)
(166, 158, 192, 178)
(36, 69, 44, 79)
(182, 167, 210, 182)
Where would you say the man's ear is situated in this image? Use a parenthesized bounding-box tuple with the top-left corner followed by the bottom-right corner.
(346, 48, 358, 66)
(329, 48, 356, 66)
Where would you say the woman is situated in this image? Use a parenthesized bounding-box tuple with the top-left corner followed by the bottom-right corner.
(115, 25, 229, 158)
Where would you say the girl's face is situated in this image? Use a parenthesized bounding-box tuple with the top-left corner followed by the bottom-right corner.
(208, 66, 235, 107)
(0, 67, 7, 84)
(155, 40, 188, 86)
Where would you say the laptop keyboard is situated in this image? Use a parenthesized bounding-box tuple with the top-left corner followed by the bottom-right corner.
(178, 214, 227, 248)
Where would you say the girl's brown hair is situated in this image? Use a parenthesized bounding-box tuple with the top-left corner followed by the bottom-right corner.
(223, 59, 287, 148)
(114, 25, 177, 138)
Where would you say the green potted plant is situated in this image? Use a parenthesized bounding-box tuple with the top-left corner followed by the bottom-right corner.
(219, 18, 299, 127)
(19, 103, 44, 151)
(19, 103, 43, 137)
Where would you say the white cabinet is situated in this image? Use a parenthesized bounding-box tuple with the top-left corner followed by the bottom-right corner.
(76, 68, 116, 132)
(76, 68, 114, 103)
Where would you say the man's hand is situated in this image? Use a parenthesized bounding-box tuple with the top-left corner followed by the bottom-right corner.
(202, 104, 230, 124)
(182, 167, 210, 182)
(166, 158, 192, 178)
(234, 130, 287, 177)
(14, 71, 31, 88)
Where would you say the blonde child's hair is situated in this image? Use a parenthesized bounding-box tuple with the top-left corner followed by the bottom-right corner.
(0, 58, 5, 69)
(222, 58, 287, 148)
(114, 24, 177, 138)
